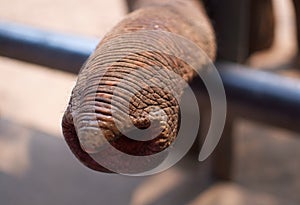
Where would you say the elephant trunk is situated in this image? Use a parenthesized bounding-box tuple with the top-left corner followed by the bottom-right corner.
(62, 0, 216, 172)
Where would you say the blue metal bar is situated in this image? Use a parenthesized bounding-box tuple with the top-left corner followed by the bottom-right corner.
(0, 21, 99, 73)
(217, 62, 300, 132)
(218, 62, 300, 112)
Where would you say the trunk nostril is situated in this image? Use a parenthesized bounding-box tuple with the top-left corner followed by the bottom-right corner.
(132, 117, 151, 129)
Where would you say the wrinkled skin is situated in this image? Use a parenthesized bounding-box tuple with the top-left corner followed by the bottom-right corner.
(62, 0, 216, 172)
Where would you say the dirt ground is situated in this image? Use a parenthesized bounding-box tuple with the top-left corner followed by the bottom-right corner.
(0, 0, 299, 205)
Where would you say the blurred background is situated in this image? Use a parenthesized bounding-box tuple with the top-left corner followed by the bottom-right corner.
(0, 0, 300, 204)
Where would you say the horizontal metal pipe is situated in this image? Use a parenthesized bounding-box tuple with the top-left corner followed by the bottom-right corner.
(0, 21, 98, 73)
(217, 62, 300, 132)
(218, 62, 300, 112)
(1, 22, 300, 131)
(192, 61, 300, 132)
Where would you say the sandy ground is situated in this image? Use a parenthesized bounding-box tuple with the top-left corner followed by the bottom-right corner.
(0, 0, 300, 204)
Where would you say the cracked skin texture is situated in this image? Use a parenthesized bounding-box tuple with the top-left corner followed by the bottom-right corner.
(62, 0, 216, 173)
